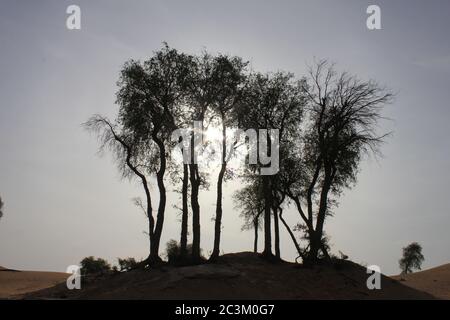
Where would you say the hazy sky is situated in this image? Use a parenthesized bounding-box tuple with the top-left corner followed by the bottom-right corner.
(1, 0, 449, 275)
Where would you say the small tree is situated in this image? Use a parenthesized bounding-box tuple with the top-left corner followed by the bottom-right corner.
(234, 182, 264, 253)
(80, 256, 111, 276)
(399, 242, 424, 274)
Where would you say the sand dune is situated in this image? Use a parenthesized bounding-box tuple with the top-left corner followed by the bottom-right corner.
(4, 257, 448, 300)
(0, 266, 67, 299)
(392, 264, 450, 299)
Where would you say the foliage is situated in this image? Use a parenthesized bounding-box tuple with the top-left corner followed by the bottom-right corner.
(234, 181, 264, 232)
(117, 257, 138, 272)
(165, 239, 204, 265)
(279, 60, 393, 262)
(399, 242, 424, 274)
(80, 256, 111, 276)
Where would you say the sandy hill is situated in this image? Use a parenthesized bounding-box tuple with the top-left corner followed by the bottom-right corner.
(392, 264, 450, 299)
(23, 252, 434, 300)
(0, 266, 68, 299)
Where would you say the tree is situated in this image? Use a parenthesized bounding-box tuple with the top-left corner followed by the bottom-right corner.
(236, 72, 305, 259)
(85, 115, 157, 265)
(86, 44, 192, 265)
(183, 52, 229, 262)
(209, 54, 248, 261)
(0, 196, 3, 220)
(283, 60, 393, 264)
(116, 45, 192, 264)
(399, 242, 424, 274)
(168, 157, 190, 259)
(234, 182, 264, 253)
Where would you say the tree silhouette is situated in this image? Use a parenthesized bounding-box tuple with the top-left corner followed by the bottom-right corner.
(399, 242, 425, 274)
(236, 72, 305, 259)
(116, 45, 192, 263)
(84, 115, 158, 263)
(85, 45, 193, 265)
(208, 54, 248, 261)
(182, 52, 235, 262)
(85, 44, 393, 267)
(234, 181, 264, 253)
(282, 60, 393, 263)
(168, 151, 191, 259)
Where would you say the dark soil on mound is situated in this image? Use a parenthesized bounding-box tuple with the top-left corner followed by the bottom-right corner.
(23, 252, 435, 300)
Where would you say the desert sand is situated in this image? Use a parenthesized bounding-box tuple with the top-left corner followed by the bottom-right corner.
(0, 266, 67, 299)
(392, 263, 450, 300)
(3, 254, 448, 300)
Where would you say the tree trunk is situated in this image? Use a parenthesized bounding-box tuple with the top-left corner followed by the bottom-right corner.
(273, 205, 280, 259)
(261, 129, 273, 258)
(310, 167, 332, 263)
(110, 127, 155, 265)
(150, 136, 167, 264)
(190, 164, 201, 261)
(278, 208, 304, 262)
(140, 170, 154, 264)
(262, 175, 273, 258)
(307, 231, 321, 264)
(210, 163, 226, 261)
(190, 130, 201, 263)
(253, 218, 258, 253)
(180, 163, 189, 257)
(190, 117, 204, 263)
(210, 120, 227, 261)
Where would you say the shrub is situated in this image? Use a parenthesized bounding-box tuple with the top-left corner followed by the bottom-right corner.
(165, 240, 205, 265)
(117, 257, 138, 271)
(80, 256, 111, 276)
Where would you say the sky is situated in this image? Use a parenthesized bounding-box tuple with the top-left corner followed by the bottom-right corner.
(0, 0, 449, 276)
